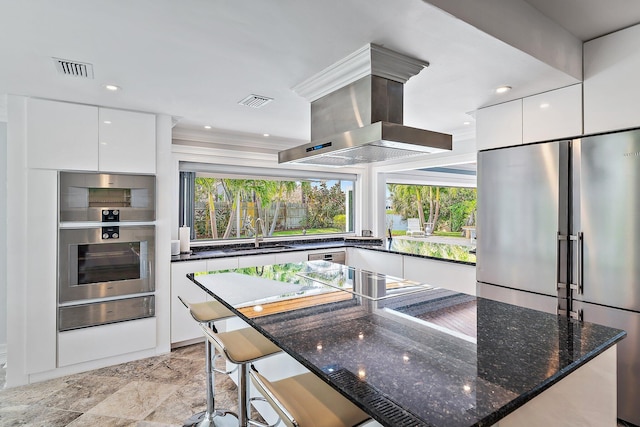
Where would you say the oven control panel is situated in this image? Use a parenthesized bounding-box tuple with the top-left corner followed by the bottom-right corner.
(102, 209, 120, 222)
(102, 226, 120, 239)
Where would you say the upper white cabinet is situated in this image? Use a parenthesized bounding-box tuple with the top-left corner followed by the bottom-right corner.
(477, 85, 583, 150)
(476, 99, 523, 150)
(99, 108, 156, 174)
(26, 98, 156, 173)
(523, 84, 582, 143)
(584, 24, 640, 134)
(27, 98, 99, 170)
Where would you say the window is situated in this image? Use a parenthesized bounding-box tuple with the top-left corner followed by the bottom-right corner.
(179, 164, 355, 242)
(386, 183, 477, 238)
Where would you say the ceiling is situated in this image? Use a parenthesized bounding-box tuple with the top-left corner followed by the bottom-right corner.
(1, 0, 639, 149)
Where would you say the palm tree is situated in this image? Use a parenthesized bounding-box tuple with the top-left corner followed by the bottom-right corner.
(388, 184, 428, 228)
(221, 179, 248, 238)
(269, 181, 297, 236)
(195, 177, 220, 239)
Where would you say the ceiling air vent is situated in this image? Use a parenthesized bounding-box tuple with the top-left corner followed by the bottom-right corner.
(53, 57, 94, 79)
(238, 94, 273, 108)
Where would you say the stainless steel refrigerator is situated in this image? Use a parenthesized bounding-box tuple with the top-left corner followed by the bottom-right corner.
(477, 128, 640, 426)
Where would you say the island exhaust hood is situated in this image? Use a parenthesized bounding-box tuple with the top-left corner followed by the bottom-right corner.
(279, 44, 452, 167)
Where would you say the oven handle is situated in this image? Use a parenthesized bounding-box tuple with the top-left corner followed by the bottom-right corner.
(148, 260, 154, 290)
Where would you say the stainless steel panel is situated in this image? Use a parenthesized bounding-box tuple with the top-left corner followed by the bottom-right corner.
(59, 171, 155, 222)
(573, 129, 640, 311)
(278, 121, 452, 165)
(59, 225, 155, 303)
(476, 282, 558, 315)
(574, 300, 640, 426)
(307, 251, 346, 264)
(58, 295, 155, 331)
(477, 142, 569, 296)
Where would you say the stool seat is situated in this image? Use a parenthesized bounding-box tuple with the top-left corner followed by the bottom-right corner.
(179, 297, 235, 323)
(206, 327, 281, 364)
(250, 366, 371, 427)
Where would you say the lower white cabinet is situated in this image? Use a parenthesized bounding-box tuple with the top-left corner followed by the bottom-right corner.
(237, 254, 276, 267)
(58, 318, 156, 367)
(170, 258, 239, 345)
(171, 260, 208, 345)
(403, 256, 476, 295)
(275, 250, 309, 264)
(346, 247, 404, 277)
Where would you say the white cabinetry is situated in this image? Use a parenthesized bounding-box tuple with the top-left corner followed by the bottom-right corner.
(25, 169, 58, 373)
(27, 98, 98, 170)
(171, 260, 208, 345)
(403, 256, 476, 296)
(99, 108, 156, 173)
(346, 248, 403, 278)
(26, 98, 156, 173)
(584, 24, 640, 134)
(238, 254, 277, 268)
(476, 99, 522, 150)
(58, 318, 156, 367)
(170, 258, 239, 345)
(523, 84, 582, 143)
(275, 250, 309, 264)
(477, 86, 584, 150)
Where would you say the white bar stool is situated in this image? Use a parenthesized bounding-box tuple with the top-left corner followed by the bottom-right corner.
(178, 296, 238, 427)
(200, 324, 282, 427)
(249, 364, 371, 427)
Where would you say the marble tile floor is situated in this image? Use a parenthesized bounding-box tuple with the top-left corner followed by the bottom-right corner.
(0, 344, 245, 427)
(0, 348, 636, 427)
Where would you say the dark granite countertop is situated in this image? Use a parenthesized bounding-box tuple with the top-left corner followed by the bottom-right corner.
(171, 237, 379, 262)
(171, 236, 475, 265)
(188, 262, 625, 427)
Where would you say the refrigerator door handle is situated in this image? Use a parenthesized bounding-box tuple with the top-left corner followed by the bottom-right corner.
(576, 231, 583, 294)
(557, 233, 568, 291)
(567, 232, 584, 294)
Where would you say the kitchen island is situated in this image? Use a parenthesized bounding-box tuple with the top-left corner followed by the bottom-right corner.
(188, 261, 625, 427)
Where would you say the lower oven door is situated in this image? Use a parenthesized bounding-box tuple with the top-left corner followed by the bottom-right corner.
(59, 295, 155, 331)
(59, 225, 155, 303)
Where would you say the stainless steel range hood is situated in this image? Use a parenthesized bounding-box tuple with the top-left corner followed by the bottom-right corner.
(279, 44, 452, 166)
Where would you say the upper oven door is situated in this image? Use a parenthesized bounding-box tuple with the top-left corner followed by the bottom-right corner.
(59, 172, 155, 222)
(58, 225, 155, 303)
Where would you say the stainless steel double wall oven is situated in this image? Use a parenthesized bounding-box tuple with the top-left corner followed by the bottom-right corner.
(58, 172, 156, 331)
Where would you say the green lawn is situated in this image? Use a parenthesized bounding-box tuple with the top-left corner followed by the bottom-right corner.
(272, 228, 342, 236)
(390, 229, 465, 237)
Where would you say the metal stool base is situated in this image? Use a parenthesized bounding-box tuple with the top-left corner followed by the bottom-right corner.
(183, 410, 239, 427)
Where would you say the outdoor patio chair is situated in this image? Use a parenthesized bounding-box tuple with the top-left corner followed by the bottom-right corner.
(406, 218, 425, 237)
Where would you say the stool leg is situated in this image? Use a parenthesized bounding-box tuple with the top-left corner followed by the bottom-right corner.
(238, 363, 250, 427)
(183, 323, 238, 427)
(204, 332, 215, 420)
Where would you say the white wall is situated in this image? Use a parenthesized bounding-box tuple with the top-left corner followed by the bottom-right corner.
(0, 121, 7, 363)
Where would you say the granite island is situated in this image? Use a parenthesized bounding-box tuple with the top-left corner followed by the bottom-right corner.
(187, 261, 626, 427)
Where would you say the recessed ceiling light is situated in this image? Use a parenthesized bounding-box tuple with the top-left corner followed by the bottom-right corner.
(104, 84, 120, 91)
(540, 103, 550, 109)
(204, 125, 212, 129)
(496, 85, 511, 94)
(103, 120, 112, 125)
(463, 121, 471, 125)
(263, 133, 270, 137)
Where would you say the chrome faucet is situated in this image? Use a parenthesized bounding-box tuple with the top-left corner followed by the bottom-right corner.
(255, 218, 264, 248)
